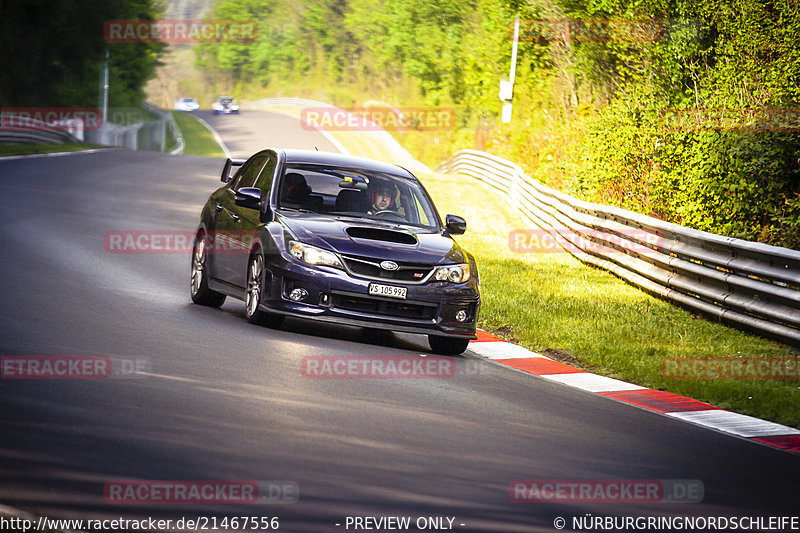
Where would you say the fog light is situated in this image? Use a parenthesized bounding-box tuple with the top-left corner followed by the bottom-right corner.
(289, 288, 308, 301)
(455, 309, 468, 322)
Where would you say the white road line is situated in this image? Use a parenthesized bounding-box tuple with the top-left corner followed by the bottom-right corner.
(468, 341, 548, 360)
(666, 410, 800, 438)
(192, 114, 232, 159)
(542, 372, 644, 392)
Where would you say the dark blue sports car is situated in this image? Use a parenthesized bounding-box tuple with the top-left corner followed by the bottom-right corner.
(191, 149, 480, 354)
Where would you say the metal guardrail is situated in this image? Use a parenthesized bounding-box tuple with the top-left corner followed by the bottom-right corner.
(1, 104, 184, 155)
(89, 121, 141, 150)
(438, 149, 800, 347)
(85, 103, 183, 154)
(143, 102, 184, 155)
(0, 117, 80, 145)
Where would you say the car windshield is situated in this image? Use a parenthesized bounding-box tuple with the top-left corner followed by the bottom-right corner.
(277, 164, 440, 229)
(220, 98, 233, 104)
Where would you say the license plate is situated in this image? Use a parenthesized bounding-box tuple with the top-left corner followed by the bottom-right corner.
(368, 283, 407, 299)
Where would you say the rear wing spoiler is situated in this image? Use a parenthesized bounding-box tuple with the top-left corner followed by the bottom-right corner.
(220, 157, 246, 183)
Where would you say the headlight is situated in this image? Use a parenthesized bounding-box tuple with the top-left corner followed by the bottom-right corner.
(288, 241, 343, 269)
(433, 264, 470, 283)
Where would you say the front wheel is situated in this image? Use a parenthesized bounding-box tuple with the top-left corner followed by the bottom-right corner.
(245, 251, 284, 328)
(428, 335, 470, 355)
(191, 233, 226, 307)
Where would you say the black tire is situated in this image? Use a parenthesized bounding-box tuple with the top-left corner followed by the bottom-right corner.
(428, 335, 471, 355)
(190, 232, 226, 307)
(245, 250, 284, 328)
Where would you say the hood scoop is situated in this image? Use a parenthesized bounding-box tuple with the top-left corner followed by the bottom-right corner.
(346, 226, 417, 245)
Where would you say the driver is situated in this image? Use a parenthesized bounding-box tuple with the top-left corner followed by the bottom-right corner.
(367, 181, 400, 215)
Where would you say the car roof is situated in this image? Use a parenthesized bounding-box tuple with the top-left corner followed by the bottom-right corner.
(279, 149, 415, 179)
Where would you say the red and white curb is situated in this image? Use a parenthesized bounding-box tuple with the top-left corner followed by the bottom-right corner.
(468, 330, 800, 455)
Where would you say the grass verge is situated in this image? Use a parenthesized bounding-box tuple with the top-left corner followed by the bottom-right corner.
(417, 169, 800, 430)
(0, 143, 104, 157)
(171, 111, 225, 157)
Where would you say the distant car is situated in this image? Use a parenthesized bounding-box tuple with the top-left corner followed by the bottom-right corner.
(212, 96, 239, 114)
(190, 149, 480, 355)
(174, 97, 199, 112)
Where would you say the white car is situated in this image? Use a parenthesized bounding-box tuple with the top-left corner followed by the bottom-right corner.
(212, 96, 240, 114)
(174, 98, 200, 112)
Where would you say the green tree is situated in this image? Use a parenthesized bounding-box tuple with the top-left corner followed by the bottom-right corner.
(0, 0, 165, 108)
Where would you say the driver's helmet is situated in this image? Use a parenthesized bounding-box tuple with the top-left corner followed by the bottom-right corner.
(370, 179, 398, 210)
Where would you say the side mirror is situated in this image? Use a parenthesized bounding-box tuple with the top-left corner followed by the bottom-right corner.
(234, 187, 262, 210)
(221, 158, 246, 182)
(445, 214, 466, 235)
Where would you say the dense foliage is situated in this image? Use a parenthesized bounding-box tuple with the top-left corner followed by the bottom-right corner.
(197, 0, 800, 248)
(0, 0, 165, 108)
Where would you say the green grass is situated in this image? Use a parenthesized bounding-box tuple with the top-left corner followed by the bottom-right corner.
(417, 170, 800, 430)
(171, 111, 225, 157)
(0, 143, 104, 157)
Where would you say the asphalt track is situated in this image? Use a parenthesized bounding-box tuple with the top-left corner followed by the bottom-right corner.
(0, 110, 798, 532)
(195, 109, 339, 157)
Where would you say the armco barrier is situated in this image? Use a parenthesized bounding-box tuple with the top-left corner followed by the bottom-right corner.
(1, 104, 183, 155)
(142, 102, 184, 155)
(437, 149, 800, 347)
(0, 117, 80, 145)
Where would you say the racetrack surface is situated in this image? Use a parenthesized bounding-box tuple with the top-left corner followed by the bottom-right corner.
(0, 111, 798, 531)
(196, 109, 339, 158)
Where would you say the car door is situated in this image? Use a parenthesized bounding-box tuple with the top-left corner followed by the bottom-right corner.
(214, 153, 270, 288)
(226, 154, 278, 288)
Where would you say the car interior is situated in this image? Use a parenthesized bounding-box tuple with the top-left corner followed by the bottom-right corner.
(276, 166, 434, 227)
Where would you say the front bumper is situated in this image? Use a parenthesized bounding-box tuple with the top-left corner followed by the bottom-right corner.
(261, 255, 479, 339)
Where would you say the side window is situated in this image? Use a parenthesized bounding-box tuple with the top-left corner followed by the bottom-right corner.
(229, 154, 268, 190)
(254, 156, 277, 199)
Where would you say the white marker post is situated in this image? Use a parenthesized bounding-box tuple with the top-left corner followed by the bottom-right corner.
(500, 16, 520, 123)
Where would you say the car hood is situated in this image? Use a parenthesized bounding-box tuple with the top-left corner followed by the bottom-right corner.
(277, 212, 467, 264)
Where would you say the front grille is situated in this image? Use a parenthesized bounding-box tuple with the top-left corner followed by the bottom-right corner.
(331, 291, 437, 320)
(342, 255, 434, 283)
